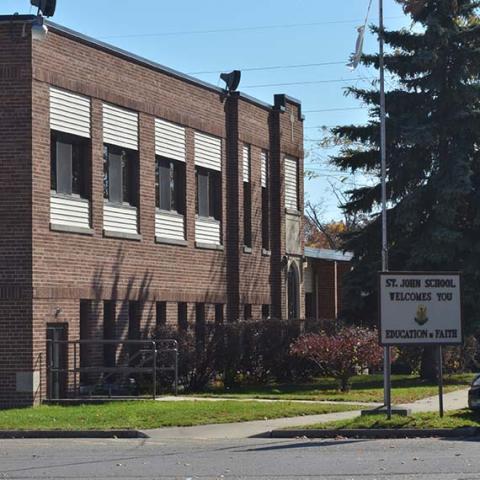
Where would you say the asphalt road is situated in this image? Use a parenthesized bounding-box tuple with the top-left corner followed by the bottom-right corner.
(0, 437, 479, 479)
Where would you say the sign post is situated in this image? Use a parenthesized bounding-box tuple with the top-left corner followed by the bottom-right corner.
(438, 345, 444, 418)
(379, 272, 462, 418)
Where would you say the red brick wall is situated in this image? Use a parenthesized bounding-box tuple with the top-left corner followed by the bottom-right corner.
(0, 20, 304, 405)
(0, 23, 34, 407)
(309, 259, 351, 320)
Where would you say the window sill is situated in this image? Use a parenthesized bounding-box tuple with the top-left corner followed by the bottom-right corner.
(285, 208, 301, 216)
(104, 202, 137, 210)
(243, 246, 252, 254)
(262, 248, 272, 257)
(50, 223, 94, 236)
(103, 230, 142, 241)
(51, 192, 89, 203)
(195, 242, 224, 251)
(156, 236, 188, 247)
(156, 208, 184, 217)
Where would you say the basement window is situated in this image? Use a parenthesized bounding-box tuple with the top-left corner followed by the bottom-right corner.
(103, 144, 138, 206)
(51, 131, 89, 198)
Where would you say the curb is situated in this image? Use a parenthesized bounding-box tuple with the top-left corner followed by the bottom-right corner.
(0, 430, 147, 439)
(269, 427, 480, 439)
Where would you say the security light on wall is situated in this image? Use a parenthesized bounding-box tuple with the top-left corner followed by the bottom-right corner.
(31, 15, 48, 41)
(27, 0, 56, 41)
(220, 70, 241, 93)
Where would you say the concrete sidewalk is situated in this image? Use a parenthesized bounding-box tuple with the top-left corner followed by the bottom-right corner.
(145, 388, 470, 440)
(403, 387, 468, 413)
(157, 395, 382, 408)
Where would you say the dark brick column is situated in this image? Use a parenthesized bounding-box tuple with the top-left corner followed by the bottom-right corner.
(224, 93, 240, 323)
(269, 109, 286, 319)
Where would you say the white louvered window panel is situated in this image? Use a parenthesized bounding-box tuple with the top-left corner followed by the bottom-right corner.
(285, 157, 299, 211)
(243, 145, 250, 183)
(304, 266, 314, 294)
(103, 103, 138, 150)
(261, 151, 268, 188)
(195, 218, 221, 245)
(50, 88, 91, 138)
(156, 210, 185, 240)
(155, 119, 186, 162)
(103, 204, 138, 235)
(50, 195, 90, 229)
(194, 132, 222, 171)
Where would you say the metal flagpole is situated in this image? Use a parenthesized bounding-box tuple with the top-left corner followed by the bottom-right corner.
(379, 0, 391, 419)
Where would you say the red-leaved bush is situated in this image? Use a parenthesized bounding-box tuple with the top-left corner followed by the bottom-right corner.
(290, 326, 387, 391)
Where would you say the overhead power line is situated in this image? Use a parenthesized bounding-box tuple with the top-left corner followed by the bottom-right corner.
(304, 107, 366, 113)
(99, 16, 404, 40)
(188, 61, 347, 75)
(243, 77, 373, 88)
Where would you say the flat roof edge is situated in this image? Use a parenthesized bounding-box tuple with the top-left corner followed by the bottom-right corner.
(0, 15, 278, 112)
(305, 247, 353, 262)
(0, 14, 36, 22)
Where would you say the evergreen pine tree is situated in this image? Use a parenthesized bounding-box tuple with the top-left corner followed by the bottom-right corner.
(331, 1, 480, 336)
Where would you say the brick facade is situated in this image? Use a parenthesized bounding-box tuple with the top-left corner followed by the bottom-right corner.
(0, 16, 304, 406)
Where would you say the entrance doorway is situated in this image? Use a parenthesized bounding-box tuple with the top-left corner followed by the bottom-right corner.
(46, 324, 68, 399)
(287, 262, 300, 319)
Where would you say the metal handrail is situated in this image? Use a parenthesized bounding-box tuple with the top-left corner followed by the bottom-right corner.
(46, 338, 178, 401)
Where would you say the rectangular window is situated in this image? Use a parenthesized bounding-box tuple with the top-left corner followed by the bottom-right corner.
(79, 300, 89, 382)
(244, 304, 252, 320)
(103, 301, 116, 368)
(178, 302, 188, 331)
(215, 304, 224, 324)
(156, 301, 167, 328)
(156, 157, 185, 214)
(103, 144, 138, 206)
(261, 151, 270, 250)
(128, 301, 140, 363)
(195, 303, 206, 352)
(285, 156, 299, 211)
(196, 167, 221, 220)
(244, 182, 252, 248)
(261, 304, 270, 319)
(51, 131, 89, 198)
(243, 145, 252, 247)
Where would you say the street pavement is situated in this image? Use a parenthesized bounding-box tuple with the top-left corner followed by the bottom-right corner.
(0, 436, 479, 479)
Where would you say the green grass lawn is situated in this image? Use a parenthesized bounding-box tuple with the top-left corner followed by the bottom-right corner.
(299, 409, 480, 430)
(0, 401, 359, 431)
(197, 373, 474, 404)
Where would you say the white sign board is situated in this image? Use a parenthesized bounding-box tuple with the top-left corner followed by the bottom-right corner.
(379, 272, 462, 345)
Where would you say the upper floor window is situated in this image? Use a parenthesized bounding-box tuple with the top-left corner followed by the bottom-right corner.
(51, 131, 89, 198)
(156, 157, 185, 214)
(285, 156, 299, 211)
(103, 144, 138, 206)
(196, 167, 221, 220)
(261, 150, 270, 249)
(49, 87, 91, 199)
(194, 131, 222, 222)
(243, 144, 252, 248)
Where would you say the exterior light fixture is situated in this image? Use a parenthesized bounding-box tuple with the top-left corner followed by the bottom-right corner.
(220, 70, 241, 93)
(31, 14, 48, 41)
(31, 0, 57, 17)
(28, 0, 57, 41)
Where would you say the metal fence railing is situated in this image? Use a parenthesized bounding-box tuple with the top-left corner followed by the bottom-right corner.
(46, 338, 178, 401)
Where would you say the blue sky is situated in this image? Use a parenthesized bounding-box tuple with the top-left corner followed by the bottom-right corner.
(3, 0, 409, 219)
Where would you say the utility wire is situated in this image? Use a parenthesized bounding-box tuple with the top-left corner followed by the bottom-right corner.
(304, 107, 365, 113)
(99, 16, 404, 40)
(243, 77, 373, 88)
(188, 61, 347, 75)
